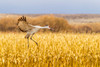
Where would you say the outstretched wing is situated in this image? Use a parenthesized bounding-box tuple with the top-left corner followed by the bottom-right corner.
(17, 16, 33, 32)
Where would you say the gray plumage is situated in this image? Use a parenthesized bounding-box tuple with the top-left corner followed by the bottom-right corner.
(17, 16, 52, 48)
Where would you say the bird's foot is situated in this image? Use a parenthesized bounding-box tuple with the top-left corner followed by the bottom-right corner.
(35, 42, 38, 46)
(36, 43, 38, 46)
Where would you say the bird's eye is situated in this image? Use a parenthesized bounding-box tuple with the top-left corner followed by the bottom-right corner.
(49, 26, 51, 28)
(48, 26, 50, 28)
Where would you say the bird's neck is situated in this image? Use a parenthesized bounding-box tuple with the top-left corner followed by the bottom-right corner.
(40, 26, 48, 29)
(33, 26, 49, 29)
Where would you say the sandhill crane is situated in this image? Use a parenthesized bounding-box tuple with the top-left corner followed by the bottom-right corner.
(17, 16, 53, 48)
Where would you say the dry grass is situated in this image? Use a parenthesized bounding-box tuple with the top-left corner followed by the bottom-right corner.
(0, 15, 70, 32)
(1, 14, 100, 33)
(71, 22, 100, 33)
(0, 32, 100, 67)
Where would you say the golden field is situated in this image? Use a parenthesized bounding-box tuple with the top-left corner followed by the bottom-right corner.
(0, 32, 100, 67)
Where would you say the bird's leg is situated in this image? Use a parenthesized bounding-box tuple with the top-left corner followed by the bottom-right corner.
(30, 33, 38, 46)
(25, 34, 30, 48)
(27, 38, 29, 48)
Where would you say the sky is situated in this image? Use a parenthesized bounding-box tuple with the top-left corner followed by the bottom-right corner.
(0, 0, 100, 14)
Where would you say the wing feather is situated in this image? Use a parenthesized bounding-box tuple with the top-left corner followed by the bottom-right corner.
(17, 16, 33, 32)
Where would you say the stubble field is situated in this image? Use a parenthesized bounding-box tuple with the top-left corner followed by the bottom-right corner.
(0, 32, 100, 67)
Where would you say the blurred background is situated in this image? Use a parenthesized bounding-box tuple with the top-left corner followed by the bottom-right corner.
(0, 0, 100, 33)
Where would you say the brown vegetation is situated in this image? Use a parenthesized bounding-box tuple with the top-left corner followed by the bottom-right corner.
(0, 14, 100, 33)
(0, 15, 70, 32)
(71, 23, 100, 33)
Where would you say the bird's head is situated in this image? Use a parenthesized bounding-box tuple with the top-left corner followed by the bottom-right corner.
(45, 25, 54, 31)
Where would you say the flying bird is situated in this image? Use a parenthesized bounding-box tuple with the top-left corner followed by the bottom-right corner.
(17, 16, 53, 48)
